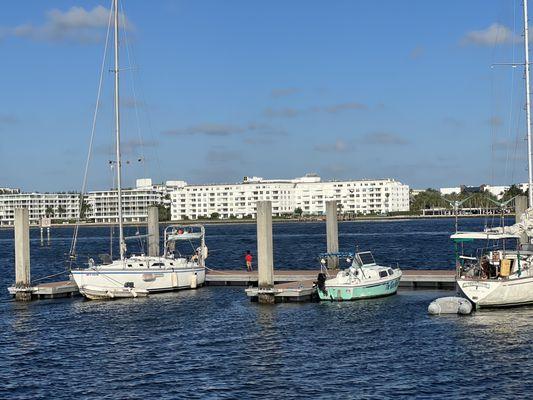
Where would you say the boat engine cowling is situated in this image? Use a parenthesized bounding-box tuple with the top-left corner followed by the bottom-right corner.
(317, 273, 327, 294)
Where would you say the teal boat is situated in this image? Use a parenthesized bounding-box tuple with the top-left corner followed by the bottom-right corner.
(317, 251, 402, 301)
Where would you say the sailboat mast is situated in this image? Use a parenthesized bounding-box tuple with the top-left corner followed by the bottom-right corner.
(114, 0, 126, 260)
(524, 0, 533, 207)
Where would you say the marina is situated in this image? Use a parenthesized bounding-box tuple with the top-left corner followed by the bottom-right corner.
(1, 215, 531, 399)
(9, 269, 455, 301)
(4, 0, 533, 398)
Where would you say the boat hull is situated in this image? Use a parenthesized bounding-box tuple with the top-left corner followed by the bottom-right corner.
(71, 267, 205, 300)
(318, 276, 401, 301)
(81, 285, 149, 300)
(457, 276, 533, 308)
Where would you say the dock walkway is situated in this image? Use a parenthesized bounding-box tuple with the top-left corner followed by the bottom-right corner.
(206, 269, 456, 289)
(13, 269, 455, 301)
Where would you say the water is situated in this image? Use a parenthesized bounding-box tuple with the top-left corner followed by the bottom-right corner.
(2, 217, 532, 399)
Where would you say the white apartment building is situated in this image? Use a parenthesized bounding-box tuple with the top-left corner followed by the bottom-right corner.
(0, 182, 163, 226)
(0, 192, 81, 226)
(170, 175, 410, 220)
(87, 188, 162, 224)
(0, 187, 20, 194)
(0, 176, 409, 225)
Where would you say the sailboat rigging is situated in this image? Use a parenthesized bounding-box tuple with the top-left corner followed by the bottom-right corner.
(454, 0, 533, 308)
(70, 0, 207, 300)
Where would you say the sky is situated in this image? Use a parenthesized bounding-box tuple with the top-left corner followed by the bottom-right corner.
(0, 0, 531, 191)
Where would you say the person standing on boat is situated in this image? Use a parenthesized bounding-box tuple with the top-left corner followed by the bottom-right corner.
(245, 250, 253, 272)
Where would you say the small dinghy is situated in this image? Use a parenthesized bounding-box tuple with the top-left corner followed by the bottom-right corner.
(428, 296, 473, 315)
(80, 285, 149, 300)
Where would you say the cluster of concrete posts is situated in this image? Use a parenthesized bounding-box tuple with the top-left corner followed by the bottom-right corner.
(252, 200, 340, 304)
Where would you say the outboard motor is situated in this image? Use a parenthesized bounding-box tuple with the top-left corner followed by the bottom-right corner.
(317, 273, 327, 294)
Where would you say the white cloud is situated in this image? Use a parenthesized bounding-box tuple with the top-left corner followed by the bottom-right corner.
(270, 87, 301, 98)
(322, 102, 366, 113)
(314, 139, 354, 153)
(362, 132, 409, 146)
(2, 6, 132, 44)
(461, 23, 520, 46)
(163, 123, 245, 136)
(162, 122, 285, 137)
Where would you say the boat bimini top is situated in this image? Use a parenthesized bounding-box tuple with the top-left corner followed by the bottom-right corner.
(450, 231, 521, 242)
(165, 225, 205, 242)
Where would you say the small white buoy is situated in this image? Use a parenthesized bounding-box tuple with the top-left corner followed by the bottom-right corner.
(428, 296, 473, 315)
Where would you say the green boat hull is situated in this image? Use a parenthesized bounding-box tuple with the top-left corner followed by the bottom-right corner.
(318, 277, 401, 301)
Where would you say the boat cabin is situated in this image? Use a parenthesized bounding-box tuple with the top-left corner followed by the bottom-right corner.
(452, 232, 528, 279)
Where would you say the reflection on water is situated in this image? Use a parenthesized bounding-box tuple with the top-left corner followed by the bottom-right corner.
(1, 288, 533, 398)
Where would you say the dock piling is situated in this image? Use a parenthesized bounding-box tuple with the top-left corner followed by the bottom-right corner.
(257, 201, 275, 303)
(515, 196, 528, 244)
(147, 206, 160, 257)
(14, 208, 31, 301)
(326, 201, 339, 269)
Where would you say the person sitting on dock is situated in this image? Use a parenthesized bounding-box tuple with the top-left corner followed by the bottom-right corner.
(245, 250, 253, 272)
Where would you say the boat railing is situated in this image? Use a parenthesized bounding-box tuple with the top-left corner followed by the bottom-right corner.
(163, 224, 207, 266)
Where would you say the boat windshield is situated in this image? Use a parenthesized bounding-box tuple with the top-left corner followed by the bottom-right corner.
(355, 251, 376, 266)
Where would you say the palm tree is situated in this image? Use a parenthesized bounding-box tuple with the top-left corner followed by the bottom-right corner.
(57, 205, 67, 217)
(45, 206, 54, 217)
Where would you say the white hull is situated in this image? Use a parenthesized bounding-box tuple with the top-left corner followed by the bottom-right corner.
(81, 285, 149, 300)
(458, 276, 533, 308)
(71, 256, 206, 300)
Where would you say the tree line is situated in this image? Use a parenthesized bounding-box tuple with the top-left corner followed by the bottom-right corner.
(410, 185, 526, 212)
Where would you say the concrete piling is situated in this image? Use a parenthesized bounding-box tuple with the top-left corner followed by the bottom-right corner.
(257, 201, 274, 303)
(147, 206, 160, 257)
(515, 195, 529, 245)
(326, 200, 339, 269)
(14, 208, 31, 301)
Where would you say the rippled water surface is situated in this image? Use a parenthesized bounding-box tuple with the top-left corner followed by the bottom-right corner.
(1, 218, 532, 399)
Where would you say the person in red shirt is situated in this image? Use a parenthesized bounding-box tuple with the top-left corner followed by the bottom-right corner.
(245, 250, 253, 272)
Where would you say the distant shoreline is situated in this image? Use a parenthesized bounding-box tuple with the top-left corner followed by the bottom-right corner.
(0, 213, 515, 230)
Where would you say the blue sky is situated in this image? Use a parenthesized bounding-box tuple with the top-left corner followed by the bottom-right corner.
(0, 0, 530, 191)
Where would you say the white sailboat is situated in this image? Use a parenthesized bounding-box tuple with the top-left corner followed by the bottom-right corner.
(70, 0, 206, 300)
(455, 0, 533, 308)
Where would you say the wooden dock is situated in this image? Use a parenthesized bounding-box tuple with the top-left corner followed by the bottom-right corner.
(206, 269, 456, 290)
(8, 280, 79, 300)
(8, 269, 455, 301)
(245, 280, 318, 302)
(33, 280, 79, 299)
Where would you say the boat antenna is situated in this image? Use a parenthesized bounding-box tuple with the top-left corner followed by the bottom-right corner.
(114, 0, 126, 260)
(524, 0, 533, 207)
(442, 195, 474, 233)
